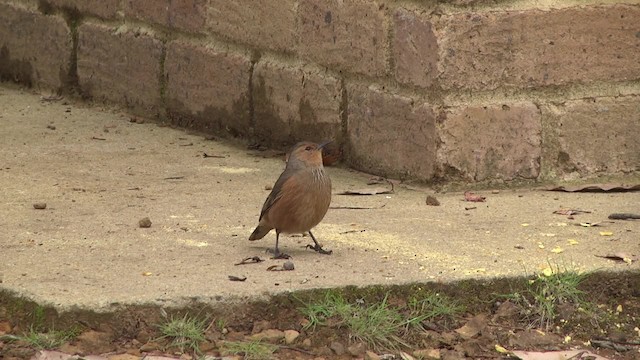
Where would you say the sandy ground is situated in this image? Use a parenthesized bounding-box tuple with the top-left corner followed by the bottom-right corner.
(1, 84, 639, 312)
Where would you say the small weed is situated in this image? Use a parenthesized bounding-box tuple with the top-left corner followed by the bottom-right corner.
(299, 292, 437, 349)
(215, 318, 227, 332)
(406, 292, 465, 329)
(32, 305, 46, 330)
(298, 291, 350, 330)
(345, 295, 406, 349)
(20, 326, 79, 349)
(156, 313, 209, 354)
(502, 263, 587, 329)
(221, 340, 277, 360)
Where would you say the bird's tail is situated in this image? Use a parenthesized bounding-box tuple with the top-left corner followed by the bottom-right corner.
(249, 225, 272, 241)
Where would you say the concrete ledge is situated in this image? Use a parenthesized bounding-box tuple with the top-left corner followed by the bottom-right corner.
(1, 86, 637, 311)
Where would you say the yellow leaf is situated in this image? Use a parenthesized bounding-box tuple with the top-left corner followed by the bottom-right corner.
(564, 335, 572, 343)
(616, 304, 623, 313)
(567, 239, 579, 245)
(542, 267, 553, 277)
(600, 231, 613, 236)
(521, 223, 530, 227)
(538, 243, 545, 249)
(551, 246, 564, 254)
(580, 223, 592, 227)
(142, 272, 152, 276)
(494, 344, 509, 354)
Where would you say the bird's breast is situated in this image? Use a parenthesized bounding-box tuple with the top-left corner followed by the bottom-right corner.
(267, 167, 331, 233)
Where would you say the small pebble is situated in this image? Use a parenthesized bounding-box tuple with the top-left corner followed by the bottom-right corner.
(33, 202, 47, 209)
(283, 261, 294, 271)
(265, 184, 273, 190)
(138, 217, 152, 228)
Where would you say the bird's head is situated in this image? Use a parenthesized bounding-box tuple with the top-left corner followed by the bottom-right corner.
(287, 141, 331, 169)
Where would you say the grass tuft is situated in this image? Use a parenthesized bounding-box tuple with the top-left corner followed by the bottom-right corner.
(156, 313, 209, 354)
(221, 340, 277, 360)
(502, 263, 587, 329)
(20, 326, 79, 349)
(406, 291, 465, 330)
(298, 290, 463, 350)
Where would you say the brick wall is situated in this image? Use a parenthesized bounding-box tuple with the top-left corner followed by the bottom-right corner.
(1, 0, 639, 184)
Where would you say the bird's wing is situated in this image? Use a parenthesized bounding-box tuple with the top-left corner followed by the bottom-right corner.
(259, 169, 295, 221)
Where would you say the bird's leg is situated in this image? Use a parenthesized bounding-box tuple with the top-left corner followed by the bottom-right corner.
(305, 231, 332, 255)
(269, 231, 290, 259)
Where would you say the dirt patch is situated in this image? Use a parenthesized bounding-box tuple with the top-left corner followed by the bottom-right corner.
(1, 271, 639, 359)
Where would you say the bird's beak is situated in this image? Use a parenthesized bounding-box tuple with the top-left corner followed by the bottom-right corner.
(318, 140, 333, 149)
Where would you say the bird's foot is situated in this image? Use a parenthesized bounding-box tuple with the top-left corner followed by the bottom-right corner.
(266, 248, 291, 259)
(306, 243, 333, 255)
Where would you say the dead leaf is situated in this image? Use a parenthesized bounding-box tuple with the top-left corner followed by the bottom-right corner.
(550, 247, 564, 254)
(493, 301, 519, 321)
(455, 314, 487, 339)
(595, 253, 638, 264)
(578, 222, 602, 227)
(338, 183, 394, 196)
(32, 350, 107, 360)
(30, 351, 67, 360)
(266, 263, 295, 271)
(228, 275, 247, 281)
(608, 213, 640, 220)
(599, 231, 613, 236)
(234, 256, 264, 265)
(367, 176, 386, 185)
(545, 183, 640, 192)
(464, 191, 486, 202)
(511, 349, 610, 360)
(330, 203, 387, 210)
(591, 339, 634, 352)
(40, 94, 64, 102)
(339, 229, 366, 234)
(203, 152, 226, 158)
(553, 208, 591, 216)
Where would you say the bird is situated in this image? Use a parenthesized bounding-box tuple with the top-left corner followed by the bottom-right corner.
(249, 141, 333, 259)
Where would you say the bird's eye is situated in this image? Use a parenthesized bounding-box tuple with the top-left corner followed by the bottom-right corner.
(305, 146, 313, 151)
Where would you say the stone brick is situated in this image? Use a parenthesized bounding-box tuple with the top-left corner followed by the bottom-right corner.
(0, 3, 71, 91)
(206, 0, 297, 53)
(437, 103, 541, 181)
(392, 8, 438, 88)
(299, 0, 389, 77)
(347, 84, 436, 180)
(253, 60, 342, 147)
(165, 40, 251, 136)
(124, 0, 206, 33)
(47, 0, 119, 19)
(542, 96, 640, 177)
(438, 5, 640, 90)
(77, 23, 163, 114)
